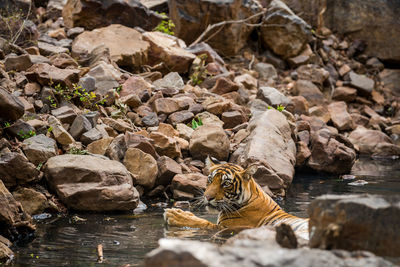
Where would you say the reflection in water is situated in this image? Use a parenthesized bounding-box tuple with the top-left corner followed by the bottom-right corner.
(10, 158, 400, 266)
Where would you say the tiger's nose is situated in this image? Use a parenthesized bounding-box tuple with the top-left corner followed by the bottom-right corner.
(205, 195, 214, 202)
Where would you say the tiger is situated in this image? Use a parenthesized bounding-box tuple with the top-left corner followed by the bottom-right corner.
(164, 156, 309, 240)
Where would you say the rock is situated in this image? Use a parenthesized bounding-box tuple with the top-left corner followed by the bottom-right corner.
(307, 128, 356, 174)
(44, 154, 139, 211)
(26, 63, 80, 88)
(171, 173, 207, 199)
(209, 77, 239, 95)
(105, 134, 127, 162)
(0, 87, 25, 122)
(24, 82, 41, 96)
(87, 137, 114, 155)
(348, 126, 400, 157)
(49, 53, 79, 69)
(63, 0, 162, 31)
(0, 238, 13, 264)
(309, 106, 330, 124)
(293, 80, 324, 107)
(221, 111, 247, 129)
(0, 180, 35, 242)
(50, 106, 77, 124)
(37, 41, 69, 56)
(153, 72, 185, 92)
(48, 115, 75, 146)
(83, 62, 121, 97)
(332, 87, 357, 102)
(5, 120, 35, 140)
(286, 96, 309, 115)
(12, 188, 49, 215)
(296, 64, 329, 86)
(120, 75, 152, 100)
(189, 125, 229, 161)
(230, 110, 296, 194)
(176, 123, 194, 141)
(142, 32, 196, 74)
(80, 127, 103, 145)
(257, 86, 290, 107)
(379, 69, 400, 96)
(168, 110, 194, 125)
(72, 24, 149, 68)
(22, 134, 57, 165)
(169, 0, 263, 56)
(69, 115, 92, 140)
(260, 0, 311, 59)
(309, 194, 400, 257)
(153, 98, 181, 115)
(102, 118, 132, 133)
(156, 156, 182, 186)
(234, 74, 258, 90)
(123, 148, 158, 189)
(348, 71, 374, 96)
(4, 54, 32, 72)
(0, 152, 40, 188)
(327, 102, 354, 131)
(254, 63, 277, 80)
(125, 132, 159, 159)
(205, 99, 231, 116)
(145, 238, 394, 267)
(296, 141, 311, 167)
(150, 132, 181, 159)
(120, 94, 142, 109)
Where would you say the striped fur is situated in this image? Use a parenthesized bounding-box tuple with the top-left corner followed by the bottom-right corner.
(164, 158, 309, 240)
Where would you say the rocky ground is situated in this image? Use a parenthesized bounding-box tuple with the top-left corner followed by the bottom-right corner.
(0, 0, 400, 264)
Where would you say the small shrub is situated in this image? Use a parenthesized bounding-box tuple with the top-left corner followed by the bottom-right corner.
(153, 13, 175, 36)
(277, 104, 285, 112)
(67, 147, 88, 155)
(190, 117, 203, 130)
(190, 54, 209, 86)
(18, 130, 36, 139)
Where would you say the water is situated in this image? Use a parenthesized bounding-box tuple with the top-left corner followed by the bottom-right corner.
(9, 158, 400, 266)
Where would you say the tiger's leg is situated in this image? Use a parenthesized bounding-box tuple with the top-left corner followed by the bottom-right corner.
(164, 208, 217, 229)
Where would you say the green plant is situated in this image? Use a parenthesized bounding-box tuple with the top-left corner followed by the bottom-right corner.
(67, 147, 88, 155)
(36, 163, 43, 171)
(3, 122, 10, 128)
(190, 54, 210, 86)
(18, 130, 36, 139)
(276, 104, 285, 112)
(114, 85, 122, 95)
(47, 126, 53, 133)
(190, 117, 203, 130)
(153, 13, 175, 35)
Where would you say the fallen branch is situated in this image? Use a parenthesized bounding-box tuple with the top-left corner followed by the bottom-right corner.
(190, 10, 266, 47)
(97, 244, 104, 263)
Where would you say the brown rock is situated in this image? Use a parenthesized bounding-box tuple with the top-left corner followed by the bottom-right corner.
(47, 116, 75, 146)
(351, 113, 369, 127)
(142, 32, 196, 74)
(234, 74, 258, 90)
(153, 98, 181, 115)
(189, 125, 230, 161)
(156, 123, 179, 138)
(209, 77, 239, 95)
(205, 100, 231, 116)
(4, 54, 32, 72)
(124, 148, 158, 188)
(296, 64, 329, 86)
(49, 53, 79, 69)
(150, 132, 182, 159)
(293, 80, 324, 107)
(26, 63, 80, 88)
(63, 0, 162, 31)
(44, 154, 139, 211)
(125, 132, 159, 159)
(0, 87, 25, 122)
(87, 137, 114, 155)
(287, 96, 309, 115)
(12, 188, 49, 215)
(24, 82, 41, 96)
(171, 173, 207, 200)
(156, 156, 182, 186)
(168, 110, 194, 125)
(332, 87, 357, 102)
(120, 94, 142, 109)
(296, 141, 311, 167)
(327, 102, 354, 131)
(379, 69, 400, 96)
(0, 152, 40, 188)
(309, 106, 330, 124)
(120, 75, 152, 100)
(221, 111, 247, 129)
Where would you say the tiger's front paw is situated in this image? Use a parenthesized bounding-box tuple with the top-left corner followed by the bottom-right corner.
(164, 208, 195, 227)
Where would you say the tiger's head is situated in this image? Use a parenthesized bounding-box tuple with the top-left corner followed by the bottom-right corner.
(203, 156, 257, 211)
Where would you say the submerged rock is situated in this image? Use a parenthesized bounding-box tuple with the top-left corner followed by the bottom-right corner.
(309, 194, 400, 257)
(44, 154, 139, 211)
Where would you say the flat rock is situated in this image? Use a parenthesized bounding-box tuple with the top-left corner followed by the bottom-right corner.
(72, 24, 149, 68)
(44, 154, 139, 211)
(48, 115, 75, 146)
(309, 194, 400, 257)
(22, 134, 58, 165)
(348, 71, 374, 96)
(4, 54, 32, 72)
(257, 86, 290, 107)
(332, 87, 357, 102)
(38, 41, 69, 56)
(209, 77, 239, 95)
(50, 106, 77, 124)
(26, 63, 80, 88)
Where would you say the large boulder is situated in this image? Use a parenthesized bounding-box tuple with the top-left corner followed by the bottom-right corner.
(309, 194, 400, 257)
(142, 32, 196, 74)
(0, 180, 35, 241)
(307, 128, 356, 174)
(260, 0, 311, 59)
(283, 0, 400, 63)
(169, 0, 263, 56)
(230, 109, 296, 195)
(189, 125, 230, 161)
(62, 0, 162, 31)
(145, 238, 394, 267)
(0, 87, 25, 122)
(348, 126, 400, 158)
(44, 154, 139, 211)
(72, 24, 149, 69)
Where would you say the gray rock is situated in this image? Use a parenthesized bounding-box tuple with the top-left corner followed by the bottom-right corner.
(142, 113, 159, 127)
(0, 87, 25, 122)
(379, 69, 400, 96)
(83, 61, 121, 97)
(4, 54, 32, 72)
(38, 41, 69, 56)
(293, 79, 324, 107)
(105, 134, 127, 162)
(348, 71, 374, 96)
(50, 106, 77, 124)
(309, 194, 400, 257)
(80, 127, 103, 145)
(257, 86, 290, 107)
(5, 120, 35, 140)
(145, 238, 395, 267)
(44, 154, 139, 211)
(153, 72, 185, 91)
(254, 62, 278, 80)
(22, 134, 57, 165)
(83, 111, 99, 127)
(69, 115, 93, 140)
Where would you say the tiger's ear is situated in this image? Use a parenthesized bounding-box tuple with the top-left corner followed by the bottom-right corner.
(205, 156, 220, 169)
(242, 164, 258, 180)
